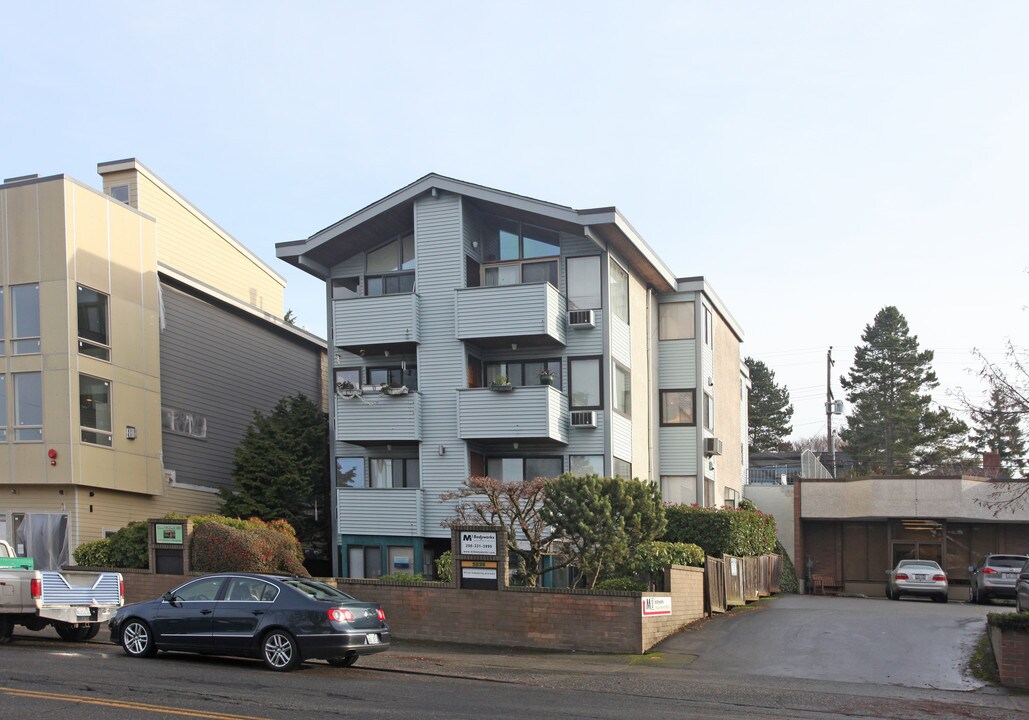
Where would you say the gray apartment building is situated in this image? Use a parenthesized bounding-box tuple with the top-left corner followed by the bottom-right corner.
(278, 174, 747, 578)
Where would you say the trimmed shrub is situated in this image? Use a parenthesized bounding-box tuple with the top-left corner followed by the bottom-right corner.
(106, 521, 150, 569)
(988, 611, 1029, 631)
(777, 541, 800, 593)
(73, 539, 112, 567)
(190, 517, 307, 576)
(595, 577, 645, 591)
(378, 573, 426, 583)
(624, 541, 705, 575)
(662, 504, 777, 557)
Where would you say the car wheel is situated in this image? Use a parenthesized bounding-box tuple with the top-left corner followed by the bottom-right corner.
(54, 622, 87, 641)
(121, 619, 157, 658)
(80, 623, 101, 640)
(327, 654, 359, 668)
(262, 630, 301, 672)
(0, 616, 12, 644)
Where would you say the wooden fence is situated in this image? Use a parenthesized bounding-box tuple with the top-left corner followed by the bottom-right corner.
(705, 553, 782, 615)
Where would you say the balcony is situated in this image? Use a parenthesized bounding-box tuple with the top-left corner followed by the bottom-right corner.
(454, 283, 566, 348)
(333, 293, 419, 354)
(335, 391, 421, 444)
(457, 385, 568, 444)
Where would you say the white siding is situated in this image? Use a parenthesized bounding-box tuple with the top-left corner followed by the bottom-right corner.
(658, 340, 697, 387)
(337, 489, 422, 535)
(455, 283, 566, 344)
(335, 393, 421, 442)
(610, 316, 631, 367)
(566, 410, 606, 455)
(456, 387, 568, 443)
(611, 411, 633, 463)
(332, 293, 419, 348)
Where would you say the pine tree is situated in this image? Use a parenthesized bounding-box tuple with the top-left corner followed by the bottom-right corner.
(746, 357, 794, 451)
(970, 378, 1028, 478)
(220, 394, 329, 563)
(839, 306, 967, 474)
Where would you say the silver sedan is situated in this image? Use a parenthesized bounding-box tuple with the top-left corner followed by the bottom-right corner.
(886, 559, 948, 603)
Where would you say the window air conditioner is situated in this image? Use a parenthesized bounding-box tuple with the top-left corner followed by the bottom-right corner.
(570, 410, 597, 428)
(704, 437, 723, 456)
(567, 309, 595, 328)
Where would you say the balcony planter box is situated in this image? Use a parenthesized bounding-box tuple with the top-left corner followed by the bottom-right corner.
(335, 382, 360, 399)
(489, 383, 514, 393)
(381, 385, 409, 396)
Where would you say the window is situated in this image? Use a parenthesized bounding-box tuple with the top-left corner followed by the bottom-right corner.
(661, 476, 697, 505)
(161, 407, 207, 439)
(77, 286, 110, 361)
(484, 359, 561, 389)
(569, 455, 604, 476)
(481, 215, 560, 288)
(388, 546, 415, 575)
(486, 456, 563, 481)
(724, 486, 740, 509)
(332, 277, 360, 299)
(13, 372, 42, 442)
(566, 256, 601, 310)
(336, 457, 366, 488)
(704, 477, 715, 507)
(0, 287, 5, 355)
(369, 458, 420, 488)
(613, 458, 632, 479)
(225, 577, 278, 602)
(366, 233, 415, 296)
(173, 576, 226, 602)
(109, 184, 130, 203)
(334, 368, 360, 392)
(704, 393, 714, 431)
(79, 375, 112, 447)
(569, 357, 601, 409)
(11, 284, 40, 355)
(367, 366, 417, 391)
(0, 375, 6, 441)
(348, 545, 382, 579)
(613, 363, 631, 417)
(660, 390, 695, 425)
(658, 302, 695, 340)
(704, 306, 713, 346)
(609, 259, 629, 324)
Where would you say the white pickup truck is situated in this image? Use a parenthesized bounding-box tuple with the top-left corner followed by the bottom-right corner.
(0, 538, 123, 643)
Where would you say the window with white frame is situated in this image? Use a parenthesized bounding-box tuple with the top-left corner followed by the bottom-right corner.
(13, 372, 42, 442)
(658, 301, 695, 340)
(612, 457, 632, 479)
(77, 285, 110, 361)
(79, 375, 112, 447)
(609, 259, 629, 324)
(613, 362, 631, 417)
(704, 306, 713, 346)
(704, 392, 714, 431)
(11, 284, 40, 355)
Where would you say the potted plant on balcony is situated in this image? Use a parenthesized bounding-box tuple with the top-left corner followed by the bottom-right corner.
(380, 382, 409, 396)
(489, 375, 513, 392)
(335, 379, 360, 399)
(538, 368, 556, 386)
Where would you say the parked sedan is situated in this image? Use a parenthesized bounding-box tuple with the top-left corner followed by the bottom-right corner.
(969, 554, 1029, 604)
(109, 573, 390, 671)
(886, 559, 948, 602)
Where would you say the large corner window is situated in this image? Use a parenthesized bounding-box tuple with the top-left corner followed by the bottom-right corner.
(660, 390, 695, 426)
(487, 456, 563, 481)
(79, 375, 112, 447)
(11, 284, 40, 355)
(484, 359, 561, 389)
(609, 259, 629, 324)
(367, 366, 418, 391)
(366, 233, 415, 296)
(566, 256, 601, 310)
(481, 215, 559, 288)
(370, 458, 420, 488)
(13, 372, 42, 442)
(658, 301, 695, 340)
(332, 277, 360, 300)
(613, 457, 632, 479)
(613, 362, 631, 417)
(336, 457, 366, 488)
(569, 455, 604, 477)
(77, 285, 110, 361)
(569, 357, 601, 409)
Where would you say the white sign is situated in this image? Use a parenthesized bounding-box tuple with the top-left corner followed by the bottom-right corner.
(459, 531, 498, 556)
(642, 596, 672, 617)
(462, 567, 498, 580)
(730, 557, 739, 577)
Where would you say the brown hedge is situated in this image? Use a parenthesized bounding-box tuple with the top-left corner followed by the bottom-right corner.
(190, 520, 308, 576)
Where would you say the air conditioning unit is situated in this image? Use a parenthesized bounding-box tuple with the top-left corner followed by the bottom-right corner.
(570, 410, 597, 428)
(704, 437, 723, 456)
(567, 309, 595, 328)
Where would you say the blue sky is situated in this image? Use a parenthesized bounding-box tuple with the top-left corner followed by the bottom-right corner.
(4, 2, 1026, 441)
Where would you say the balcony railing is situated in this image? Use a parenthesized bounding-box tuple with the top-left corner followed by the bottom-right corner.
(457, 385, 568, 443)
(333, 293, 419, 353)
(335, 391, 421, 444)
(454, 283, 566, 347)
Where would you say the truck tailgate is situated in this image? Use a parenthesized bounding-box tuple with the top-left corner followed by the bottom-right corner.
(41, 571, 121, 607)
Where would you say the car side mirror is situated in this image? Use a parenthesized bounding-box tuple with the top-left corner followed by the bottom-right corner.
(162, 591, 179, 605)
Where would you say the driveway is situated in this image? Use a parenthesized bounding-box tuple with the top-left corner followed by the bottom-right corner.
(652, 594, 1005, 690)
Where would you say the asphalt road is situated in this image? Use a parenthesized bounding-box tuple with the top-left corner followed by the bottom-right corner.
(0, 595, 1026, 720)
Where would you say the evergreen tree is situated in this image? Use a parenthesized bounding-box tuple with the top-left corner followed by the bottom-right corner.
(746, 357, 794, 451)
(220, 394, 329, 564)
(970, 377, 1028, 478)
(839, 306, 967, 474)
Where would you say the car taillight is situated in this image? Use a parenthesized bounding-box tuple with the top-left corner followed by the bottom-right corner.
(982, 567, 997, 574)
(377, 608, 386, 622)
(30, 578, 42, 599)
(933, 574, 947, 582)
(328, 608, 355, 623)
(119, 579, 125, 599)
(895, 573, 909, 581)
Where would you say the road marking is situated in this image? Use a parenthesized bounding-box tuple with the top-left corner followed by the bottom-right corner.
(0, 687, 270, 720)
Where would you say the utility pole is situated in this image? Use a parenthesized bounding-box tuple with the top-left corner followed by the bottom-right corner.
(826, 346, 837, 478)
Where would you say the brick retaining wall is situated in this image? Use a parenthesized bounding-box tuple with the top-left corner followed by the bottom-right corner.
(990, 624, 1029, 689)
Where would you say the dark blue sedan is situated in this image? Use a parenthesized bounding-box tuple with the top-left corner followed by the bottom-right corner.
(109, 573, 390, 671)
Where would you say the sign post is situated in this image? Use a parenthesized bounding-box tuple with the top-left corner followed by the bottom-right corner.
(452, 525, 506, 591)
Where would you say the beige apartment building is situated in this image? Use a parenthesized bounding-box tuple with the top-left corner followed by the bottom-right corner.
(0, 160, 325, 568)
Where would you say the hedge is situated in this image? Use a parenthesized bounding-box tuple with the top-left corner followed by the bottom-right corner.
(662, 504, 777, 557)
(190, 517, 307, 576)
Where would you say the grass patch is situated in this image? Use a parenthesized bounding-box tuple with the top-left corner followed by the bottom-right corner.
(967, 629, 998, 683)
